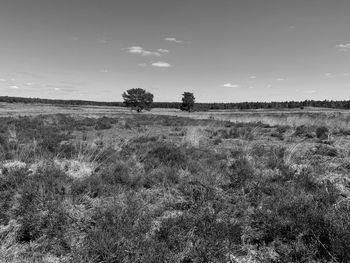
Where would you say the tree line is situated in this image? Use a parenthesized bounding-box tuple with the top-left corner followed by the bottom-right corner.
(2, 92, 350, 111)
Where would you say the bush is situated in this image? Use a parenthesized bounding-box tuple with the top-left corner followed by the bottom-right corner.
(294, 125, 308, 137)
(81, 194, 154, 262)
(226, 151, 255, 189)
(95, 117, 117, 130)
(314, 144, 338, 157)
(143, 143, 187, 170)
(316, 126, 329, 140)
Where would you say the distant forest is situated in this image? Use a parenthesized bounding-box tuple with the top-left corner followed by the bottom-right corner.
(1, 96, 350, 110)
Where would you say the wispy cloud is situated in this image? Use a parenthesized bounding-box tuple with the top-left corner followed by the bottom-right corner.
(304, 89, 316, 94)
(0, 78, 6, 82)
(158, 48, 169, 53)
(126, 46, 161, 56)
(249, 76, 257, 79)
(165, 37, 182, 43)
(151, 61, 171, 68)
(222, 83, 240, 88)
(9, 85, 19, 89)
(45, 84, 79, 93)
(336, 43, 350, 51)
(138, 63, 147, 67)
(276, 78, 285, 81)
(324, 73, 333, 78)
(97, 38, 108, 44)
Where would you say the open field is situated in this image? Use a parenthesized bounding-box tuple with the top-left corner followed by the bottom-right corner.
(1, 108, 350, 262)
(2, 102, 350, 128)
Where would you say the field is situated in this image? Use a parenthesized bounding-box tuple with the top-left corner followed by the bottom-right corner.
(2, 102, 350, 128)
(1, 104, 350, 262)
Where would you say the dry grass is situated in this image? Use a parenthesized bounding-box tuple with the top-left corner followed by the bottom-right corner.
(1, 102, 350, 129)
(1, 112, 350, 262)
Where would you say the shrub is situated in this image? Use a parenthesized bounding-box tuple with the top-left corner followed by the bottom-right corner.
(213, 138, 222, 145)
(316, 126, 329, 140)
(95, 117, 117, 130)
(276, 125, 288, 134)
(143, 143, 187, 170)
(226, 151, 255, 189)
(314, 144, 338, 157)
(81, 194, 154, 262)
(294, 125, 308, 137)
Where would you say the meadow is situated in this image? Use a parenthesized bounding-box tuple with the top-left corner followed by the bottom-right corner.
(0, 105, 350, 262)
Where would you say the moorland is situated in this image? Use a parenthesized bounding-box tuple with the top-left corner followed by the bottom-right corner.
(0, 104, 350, 262)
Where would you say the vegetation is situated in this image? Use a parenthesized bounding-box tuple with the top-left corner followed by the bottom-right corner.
(4, 95, 350, 111)
(122, 88, 154, 112)
(0, 113, 350, 262)
(180, 92, 195, 112)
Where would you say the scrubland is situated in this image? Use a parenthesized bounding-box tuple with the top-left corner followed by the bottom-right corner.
(1, 112, 350, 262)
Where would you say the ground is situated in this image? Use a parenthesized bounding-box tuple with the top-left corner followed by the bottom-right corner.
(0, 104, 350, 262)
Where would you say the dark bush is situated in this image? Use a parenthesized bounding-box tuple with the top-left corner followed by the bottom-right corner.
(82, 195, 153, 262)
(95, 117, 117, 130)
(294, 125, 308, 137)
(143, 143, 187, 170)
(316, 126, 329, 140)
(314, 144, 338, 157)
(226, 151, 255, 189)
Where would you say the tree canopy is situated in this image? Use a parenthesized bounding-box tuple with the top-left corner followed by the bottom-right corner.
(180, 92, 195, 112)
(122, 88, 154, 112)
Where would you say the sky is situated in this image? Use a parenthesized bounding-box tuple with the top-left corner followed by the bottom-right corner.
(0, 0, 350, 103)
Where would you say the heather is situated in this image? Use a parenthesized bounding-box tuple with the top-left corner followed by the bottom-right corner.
(0, 114, 349, 262)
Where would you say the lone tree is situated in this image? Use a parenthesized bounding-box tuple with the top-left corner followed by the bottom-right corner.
(122, 88, 154, 112)
(180, 92, 195, 112)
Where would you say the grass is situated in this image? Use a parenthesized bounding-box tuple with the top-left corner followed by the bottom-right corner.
(0, 112, 350, 262)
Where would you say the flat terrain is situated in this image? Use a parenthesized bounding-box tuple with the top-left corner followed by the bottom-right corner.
(0, 105, 350, 262)
(2, 102, 350, 127)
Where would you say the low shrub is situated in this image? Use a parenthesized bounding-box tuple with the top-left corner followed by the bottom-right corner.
(143, 142, 187, 171)
(226, 151, 255, 189)
(95, 117, 117, 130)
(316, 126, 329, 140)
(314, 144, 338, 157)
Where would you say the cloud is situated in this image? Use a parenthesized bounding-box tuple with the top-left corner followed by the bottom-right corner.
(126, 46, 161, 56)
(222, 83, 240, 88)
(151, 61, 171, 68)
(158, 48, 169, 53)
(9, 85, 19, 89)
(304, 89, 316, 94)
(45, 84, 79, 93)
(0, 78, 6, 82)
(165, 37, 182, 43)
(249, 76, 257, 79)
(276, 78, 285, 81)
(336, 43, 350, 51)
(138, 63, 147, 67)
(324, 73, 333, 78)
(97, 39, 108, 44)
